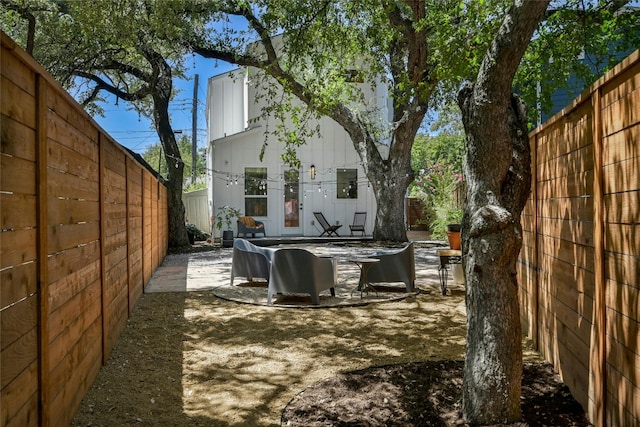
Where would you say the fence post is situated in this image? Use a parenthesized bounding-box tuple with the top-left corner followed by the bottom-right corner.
(590, 88, 606, 427)
(36, 74, 50, 427)
(99, 132, 108, 365)
(125, 156, 131, 316)
(532, 132, 539, 350)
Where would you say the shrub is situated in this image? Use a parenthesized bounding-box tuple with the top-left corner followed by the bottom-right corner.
(413, 162, 464, 239)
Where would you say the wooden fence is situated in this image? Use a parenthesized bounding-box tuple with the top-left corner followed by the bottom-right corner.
(519, 49, 639, 426)
(1, 33, 168, 426)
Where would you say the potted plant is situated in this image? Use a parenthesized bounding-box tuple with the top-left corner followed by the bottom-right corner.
(446, 209, 463, 250)
(215, 205, 242, 247)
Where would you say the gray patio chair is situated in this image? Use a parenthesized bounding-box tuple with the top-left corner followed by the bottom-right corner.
(364, 242, 416, 292)
(230, 238, 277, 285)
(237, 216, 266, 237)
(349, 212, 367, 236)
(268, 248, 336, 305)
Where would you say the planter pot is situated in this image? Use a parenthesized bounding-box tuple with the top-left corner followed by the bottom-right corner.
(446, 223, 461, 250)
(222, 230, 234, 248)
(446, 231, 461, 250)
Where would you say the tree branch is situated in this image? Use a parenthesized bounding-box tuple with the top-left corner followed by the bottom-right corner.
(475, 0, 550, 103)
(100, 59, 153, 82)
(73, 70, 152, 102)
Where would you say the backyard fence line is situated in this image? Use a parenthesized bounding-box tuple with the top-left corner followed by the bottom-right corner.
(1, 32, 168, 427)
(519, 48, 639, 427)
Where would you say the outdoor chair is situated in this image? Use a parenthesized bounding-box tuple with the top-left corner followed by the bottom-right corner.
(349, 212, 367, 236)
(364, 242, 416, 292)
(268, 248, 337, 305)
(230, 238, 277, 285)
(237, 216, 266, 238)
(313, 212, 342, 237)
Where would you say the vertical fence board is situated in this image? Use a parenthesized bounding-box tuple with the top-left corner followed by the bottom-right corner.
(35, 74, 49, 427)
(127, 158, 144, 312)
(590, 88, 606, 427)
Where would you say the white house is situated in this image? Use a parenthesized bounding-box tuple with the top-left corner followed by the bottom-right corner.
(205, 66, 391, 238)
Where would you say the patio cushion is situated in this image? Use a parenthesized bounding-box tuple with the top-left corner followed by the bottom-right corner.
(239, 216, 262, 228)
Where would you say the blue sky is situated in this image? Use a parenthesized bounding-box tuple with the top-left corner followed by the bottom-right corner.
(93, 54, 236, 155)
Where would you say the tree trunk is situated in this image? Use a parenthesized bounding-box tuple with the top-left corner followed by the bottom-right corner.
(369, 166, 411, 241)
(149, 59, 190, 250)
(155, 110, 190, 249)
(459, 89, 531, 424)
(349, 121, 417, 242)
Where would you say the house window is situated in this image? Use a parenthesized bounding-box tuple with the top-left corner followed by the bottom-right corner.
(244, 167, 267, 216)
(337, 168, 358, 199)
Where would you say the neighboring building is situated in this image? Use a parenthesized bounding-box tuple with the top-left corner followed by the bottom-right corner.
(536, 45, 634, 126)
(205, 66, 391, 237)
(535, 6, 638, 125)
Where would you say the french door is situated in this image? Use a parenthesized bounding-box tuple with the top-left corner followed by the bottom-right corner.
(282, 168, 302, 235)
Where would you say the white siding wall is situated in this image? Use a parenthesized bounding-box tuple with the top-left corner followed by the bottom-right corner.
(208, 69, 247, 140)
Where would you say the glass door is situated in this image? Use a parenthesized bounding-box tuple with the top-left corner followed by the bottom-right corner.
(283, 169, 302, 235)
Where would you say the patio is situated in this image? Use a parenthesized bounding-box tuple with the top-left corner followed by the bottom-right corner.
(143, 239, 445, 303)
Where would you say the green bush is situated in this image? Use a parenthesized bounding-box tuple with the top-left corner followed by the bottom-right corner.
(413, 162, 464, 239)
(185, 223, 208, 241)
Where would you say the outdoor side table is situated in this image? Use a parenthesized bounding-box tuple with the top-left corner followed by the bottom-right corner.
(437, 249, 462, 295)
(346, 257, 380, 297)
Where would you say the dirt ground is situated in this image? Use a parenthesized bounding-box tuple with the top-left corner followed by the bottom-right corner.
(70, 244, 591, 427)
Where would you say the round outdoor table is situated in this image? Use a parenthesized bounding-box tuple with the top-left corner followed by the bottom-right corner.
(345, 257, 380, 297)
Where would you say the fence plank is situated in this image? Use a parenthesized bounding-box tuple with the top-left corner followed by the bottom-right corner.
(602, 154, 640, 194)
(605, 190, 640, 224)
(48, 198, 100, 226)
(47, 137, 100, 178)
(0, 262, 37, 309)
(1, 193, 37, 231)
(603, 125, 640, 165)
(0, 114, 37, 161)
(1, 324, 38, 390)
(0, 360, 38, 427)
(46, 168, 100, 201)
(602, 79, 640, 136)
(1, 227, 37, 271)
(47, 222, 100, 255)
(47, 277, 101, 346)
(47, 240, 101, 285)
(1, 75, 36, 128)
(47, 112, 98, 162)
(1, 154, 37, 195)
(1, 40, 36, 96)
